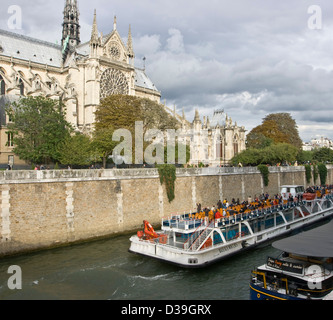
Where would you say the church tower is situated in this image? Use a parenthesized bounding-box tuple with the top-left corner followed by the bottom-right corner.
(62, 0, 81, 52)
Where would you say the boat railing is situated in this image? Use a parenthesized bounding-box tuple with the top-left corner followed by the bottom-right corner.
(163, 199, 322, 234)
(187, 220, 215, 251)
(222, 202, 304, 221)
(162, 214, 205, 231)
(183, 219, 209, 250)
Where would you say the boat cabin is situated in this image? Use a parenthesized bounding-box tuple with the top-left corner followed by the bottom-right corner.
(281, 185, 304, 201)
(251, 220, 333, 300)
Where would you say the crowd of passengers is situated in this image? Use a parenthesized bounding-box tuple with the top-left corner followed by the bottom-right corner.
(191, 185, 333, 221)
(305, 185, 333, 196)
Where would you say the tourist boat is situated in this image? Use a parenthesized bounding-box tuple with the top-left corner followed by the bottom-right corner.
(250, 220, 333, 300)
(129, 186, 333, 268)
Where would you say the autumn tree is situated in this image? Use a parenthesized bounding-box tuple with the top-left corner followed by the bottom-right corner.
(247, 113, 302, 149)
(246, 120, 289, 149)
(94, 95, 181, 165)
(263, 113, 303, 149)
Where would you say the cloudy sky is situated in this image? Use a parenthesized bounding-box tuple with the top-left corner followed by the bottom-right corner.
(1, 0, 333, 142)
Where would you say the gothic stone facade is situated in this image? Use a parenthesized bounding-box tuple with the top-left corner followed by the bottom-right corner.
(0, 1, 160, 167)
(189, 109, 246, 166)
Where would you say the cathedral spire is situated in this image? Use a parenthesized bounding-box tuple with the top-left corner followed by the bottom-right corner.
(194, 109, 200, 122)
(127, 24, 135, 61)
(62, 0, 81, 52)
(90, 9, 99, 43)
(90, 9, 100, 57)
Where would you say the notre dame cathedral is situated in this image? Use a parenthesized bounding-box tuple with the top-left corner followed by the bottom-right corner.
(0, 0, 160, 130)
(0, 0, 245, 168)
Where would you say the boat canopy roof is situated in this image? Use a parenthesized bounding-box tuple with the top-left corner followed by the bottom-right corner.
(273, 220, 333, 258)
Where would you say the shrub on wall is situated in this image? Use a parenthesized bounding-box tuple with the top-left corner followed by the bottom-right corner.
(258, 164, 269, 186)
(313, 164, 318, 184)
(157, 164, 176, 203)
(304, 164, 312, 184)
(317, 163, 328, 185)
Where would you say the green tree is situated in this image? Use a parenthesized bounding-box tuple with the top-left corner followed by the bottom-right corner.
(231, 143, 298, 166)
(92, 127, 119, 168)
(263, 143, 298, 165)
(231, 148, 263, 166)
(313, 147, 333, 163)
(58, 133, 93, 167)
(140, 98, 180, 135)
(297, 150, 314, 164)
(6, 96, 72, 164)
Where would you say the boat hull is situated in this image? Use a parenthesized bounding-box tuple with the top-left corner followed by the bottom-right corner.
(129, 237, 248, 268)
(249, 283, 302, 300)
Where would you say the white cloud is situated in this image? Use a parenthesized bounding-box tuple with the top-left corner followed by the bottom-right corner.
(166, 28, 185, 53)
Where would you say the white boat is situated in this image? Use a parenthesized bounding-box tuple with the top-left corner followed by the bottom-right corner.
(129, 186, 333, 268)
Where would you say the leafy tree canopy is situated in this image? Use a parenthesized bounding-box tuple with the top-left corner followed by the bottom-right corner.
(231, 143, 299, 166)
(313, 147, 333, 163)
(58, 133, 94, 167)
(94, 95, 181, 165)
(6, 96, 72, 164)
(95, 95, 179, 134)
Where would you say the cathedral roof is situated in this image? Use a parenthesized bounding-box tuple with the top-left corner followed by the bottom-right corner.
(135, 68, 159, 92)
(209, 109, 227, 128)
(0, 29, 63, 68)
(0, 29, 159, 93)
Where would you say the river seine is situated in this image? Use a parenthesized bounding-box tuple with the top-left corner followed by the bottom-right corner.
(0, 234, 281, 301)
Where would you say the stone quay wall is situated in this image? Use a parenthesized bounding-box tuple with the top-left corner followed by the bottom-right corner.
(0, 165, 332, 257)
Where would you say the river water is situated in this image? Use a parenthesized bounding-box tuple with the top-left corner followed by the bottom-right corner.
(0, 233, 281, 301)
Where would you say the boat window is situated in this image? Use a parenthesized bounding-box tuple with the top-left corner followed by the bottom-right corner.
(188, 258, 198, 264)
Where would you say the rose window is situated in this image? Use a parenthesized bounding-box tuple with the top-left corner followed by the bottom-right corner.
(100, 68, 129, 99)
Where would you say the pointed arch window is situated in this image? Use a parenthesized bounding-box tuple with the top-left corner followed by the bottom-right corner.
(0, 75, 5, 95)
(216, 134, 223, 160)
(233, 134, 239, 155)
(19, 78, 24, 96)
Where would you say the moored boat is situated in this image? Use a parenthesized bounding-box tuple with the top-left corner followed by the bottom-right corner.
(250, 220, 333, 300)
(129, 185, 333, 268)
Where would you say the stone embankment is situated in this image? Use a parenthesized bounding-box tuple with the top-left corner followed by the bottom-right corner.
(0, 165, 332, 257)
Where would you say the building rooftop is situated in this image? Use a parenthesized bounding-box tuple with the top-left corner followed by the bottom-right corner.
(0, 29, 159, 93)
(134, 68, 159, 92)
(0, 29, 63, 67)
(209, 109, 227, 128)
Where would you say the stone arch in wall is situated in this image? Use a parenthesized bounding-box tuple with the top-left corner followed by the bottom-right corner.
(0, 75, 5, 95)
(233, 133, 240, 155)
